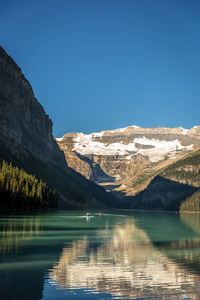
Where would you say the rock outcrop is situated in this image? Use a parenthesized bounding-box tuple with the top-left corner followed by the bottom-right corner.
(0, 46, 66, 169)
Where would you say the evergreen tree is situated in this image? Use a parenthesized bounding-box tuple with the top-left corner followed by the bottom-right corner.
(0, 160, 58, 209)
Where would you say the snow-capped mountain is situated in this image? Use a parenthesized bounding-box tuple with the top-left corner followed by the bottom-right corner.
(56, 125, 200, 197)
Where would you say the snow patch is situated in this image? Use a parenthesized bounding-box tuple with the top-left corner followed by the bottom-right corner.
(56, 137, 64, 142)
(93, 132, 104, 138)
(110, 128, 126, 133)
(73, 133, 137, 156)
(72, 133, 193, 163)
(131, 125, 140, 129)
(180, 127, 189, 135)
(125, 155, 133, 160)
(110, 125, 140, 134)
(185, 144, 194, 150)
(134, 137, 192, 162)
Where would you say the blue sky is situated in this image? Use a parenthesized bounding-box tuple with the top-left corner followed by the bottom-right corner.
(1, 0, 200, 137)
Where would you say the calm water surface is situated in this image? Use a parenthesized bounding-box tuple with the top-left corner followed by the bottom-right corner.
(1, 210, 200, 300)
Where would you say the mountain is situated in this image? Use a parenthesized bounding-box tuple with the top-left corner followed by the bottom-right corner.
(121, 175, 198, 211)
(56, 125, 200, 198)
(0, 46, 66, 169)
(120, 149, 200, 211)
(160, 149, 200, 187)
(160, 149, 200, 211)
(0, 46, 117, 209)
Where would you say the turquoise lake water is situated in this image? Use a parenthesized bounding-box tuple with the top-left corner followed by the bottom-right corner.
(1, 210, 200, 299)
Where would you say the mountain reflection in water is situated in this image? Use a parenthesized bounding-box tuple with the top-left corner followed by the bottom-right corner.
(49, 218, 200, 299)
(1, 211, 200, 300)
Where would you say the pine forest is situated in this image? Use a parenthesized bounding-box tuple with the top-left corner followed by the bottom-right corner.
(0, 160, 58, 210)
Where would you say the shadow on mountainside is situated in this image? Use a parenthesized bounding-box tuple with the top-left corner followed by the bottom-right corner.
(119, 175, 199, 211)
(75, 153, 128, 201)
(75, 152, 116, 183)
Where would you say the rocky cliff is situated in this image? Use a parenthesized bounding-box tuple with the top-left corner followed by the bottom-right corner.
(56, 125, 200, 198)
(0, 46, 66, 169)
(0, 46, 117, 209)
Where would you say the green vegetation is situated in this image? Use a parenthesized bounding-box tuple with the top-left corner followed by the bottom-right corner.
(132, 169, 162, 189)
(160, 150, 200, 187)
(0, 160, 58, 209)
(0, 145, 90, 206)
(159, 149, 200, 212)
(132, 172, 151, 189)
(126, 150, 200, 212)
(0, 146, 117, 209)
(180, 190, 200, 212)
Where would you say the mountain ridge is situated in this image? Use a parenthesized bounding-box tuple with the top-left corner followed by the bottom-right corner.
(120, 148, 200, 211)
(0, 45, 118, 209)
(56, 124, 200, 198)
(0, 45, 66, 170)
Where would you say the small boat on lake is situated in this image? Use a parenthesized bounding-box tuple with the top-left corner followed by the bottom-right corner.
(86, 212, 91, 217)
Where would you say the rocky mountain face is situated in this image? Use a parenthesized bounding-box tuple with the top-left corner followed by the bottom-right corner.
(0, 46, 66, 169)
(0, 46, 117, 209)
(57, 125, 200, 198)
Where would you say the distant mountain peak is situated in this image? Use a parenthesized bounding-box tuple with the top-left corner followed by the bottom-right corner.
(56, 125, 200, 198)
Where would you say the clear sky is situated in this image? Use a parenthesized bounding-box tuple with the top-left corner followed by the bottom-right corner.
(1, 0, 200, 137)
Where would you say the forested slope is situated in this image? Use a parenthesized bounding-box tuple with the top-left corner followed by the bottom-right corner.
(160, 150, 200, 187)
(0, 160, 58, 209)
(120, 149, 200, 211)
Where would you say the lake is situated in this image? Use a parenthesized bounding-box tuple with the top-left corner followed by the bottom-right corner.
(0, 210, 200, 300)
